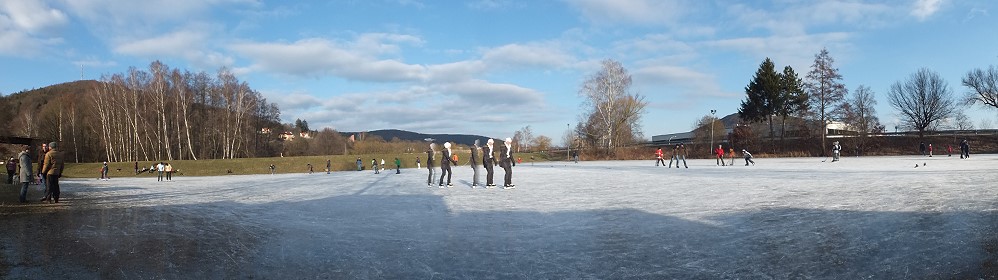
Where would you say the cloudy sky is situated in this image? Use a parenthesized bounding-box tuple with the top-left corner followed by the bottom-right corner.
(1, 0, 996, 141)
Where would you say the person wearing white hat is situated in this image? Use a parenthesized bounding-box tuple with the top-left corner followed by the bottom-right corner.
(499, 137, 515, 189)
(439, 142, 457, 187)
(482, 139, 497, 188)
(831, 141, 841, 162)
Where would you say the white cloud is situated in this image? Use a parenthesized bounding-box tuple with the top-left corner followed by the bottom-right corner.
(2, 1, 68, 33)
(115, 30, 208, 57)
(565, 0, 686, 26)
(0, 1, 68, 56)
(633, 65, 733, 99)
(481, 43, 576, 69)
(704, 32, 853, 69)
(911, 0, 944, 21)
(230, 38, 427, 82)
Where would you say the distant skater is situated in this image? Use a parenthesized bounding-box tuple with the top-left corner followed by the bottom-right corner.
(655, 147, 665, 167)
(715, 145, 726, 166)
(831, 141, 841, 162)
(483, 139, 497, 188)
(919, 142, 926, 156)
(677, 143, 688, 168)
(960, 139, 970, 159)
(439, 142, 457, 187)
(928, 143, 933, 157)
(426, 143, 436, 186)
(668, 144, 678, 168)
(395, 158, 401, 174)
(307, 163, 314, 174)
(326, 159, 331, 174)
(270, 164, 276, 174)
(470, 139, 482, 187)
(947, 145, 953, 157)
(500, 137, 515, 189)
(372, 159, 379, 174)
(165, 163, 173, 180)
(356, 157, 363, 171)
(728, 147, 735, 166)
(381, 159, 386, 172)
(416, 157, 421, 169)
(742, 149, 755, 166)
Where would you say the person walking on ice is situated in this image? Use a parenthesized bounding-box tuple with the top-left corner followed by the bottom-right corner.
(470, 139, 482, 187)
(426, 143, 436, 186)
(655, 147, 665, 167)
(715, 145, 726, 166)
(483, 139, 497, 188)
(676, 143, 688, 168)
(500, 137, 515, 189)
(439, 142, 457, 188)
(742, 149, 755, 166)
(831, 141, 841, 162)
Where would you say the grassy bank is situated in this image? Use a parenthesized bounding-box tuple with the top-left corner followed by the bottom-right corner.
(62, 151, 551, 178)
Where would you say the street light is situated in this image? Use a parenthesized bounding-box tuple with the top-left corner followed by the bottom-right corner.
(710, 110, 717, 153)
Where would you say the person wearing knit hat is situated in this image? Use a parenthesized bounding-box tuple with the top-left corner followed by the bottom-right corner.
(482, 138, 497, 188)
(439, 142, 457, 187)
(426, 143, 437, 186)
(469, 139, 482, 187)
(500, 137, 515, 189)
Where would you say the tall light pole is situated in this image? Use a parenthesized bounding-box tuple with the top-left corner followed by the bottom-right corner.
(567, 123, 571, 160)
(710, 109, 717, 153)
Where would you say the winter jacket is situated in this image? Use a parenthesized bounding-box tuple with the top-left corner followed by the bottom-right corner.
(41, 149, 65, 176)
(441, 149, 457, 167)
(499, 145, 513, 166)
(425, 150, 435, 168)
(655, 149, 663, 159)
(715, 147, 724, 158)
(18, 151, 32, 183)
(743, 150, 753, 159)
(470, 147, 480, 167)
(483, 146, 496, 166)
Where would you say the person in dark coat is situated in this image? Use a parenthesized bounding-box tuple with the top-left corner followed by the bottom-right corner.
(919, 142, 926, 156)
(426, 143, 436, 186)
(500, 137, 515, 189)
(439, 142, 457, 187)
(960, 139, 970, 159)
(6, 156, 15, 184)
(483, 139, 497, 188)
(470, 139, 482, 187)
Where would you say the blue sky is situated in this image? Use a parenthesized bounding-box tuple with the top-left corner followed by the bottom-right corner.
(2, 0, 996, 143)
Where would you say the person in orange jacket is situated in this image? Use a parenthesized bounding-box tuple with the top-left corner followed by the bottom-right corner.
(728, 147, 735, 166)
(715, 144, 726, 166)
(655, 147, 665, 166)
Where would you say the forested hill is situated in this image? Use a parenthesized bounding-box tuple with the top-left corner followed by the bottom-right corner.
(341, 129, 495, 147)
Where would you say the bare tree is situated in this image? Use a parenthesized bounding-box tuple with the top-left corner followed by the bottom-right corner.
(532, 135, 552, 151)
(887, 68, 956, 138)
(578, 59, 646, 154)
(513, 125, 534, 153)
(805, 48, 848, 156)
(962, 65, 998, 109)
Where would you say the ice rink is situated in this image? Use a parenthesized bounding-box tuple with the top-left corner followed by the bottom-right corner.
(2, 154, 997, 278)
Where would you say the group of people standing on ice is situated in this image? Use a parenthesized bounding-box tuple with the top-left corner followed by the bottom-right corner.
(427, 137, 516, 189)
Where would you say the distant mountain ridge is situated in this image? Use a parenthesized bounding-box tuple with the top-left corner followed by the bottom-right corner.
(341, 129, 495, 146)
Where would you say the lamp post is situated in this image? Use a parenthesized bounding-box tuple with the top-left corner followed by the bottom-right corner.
(710, 110, 717, 153)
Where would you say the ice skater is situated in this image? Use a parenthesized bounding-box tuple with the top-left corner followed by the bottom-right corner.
(416, 157, 421, 169)
(483, 139, 497, 188)
(831, 141, 841, 162)
(960, 139, 970, 159)
(356, 157, 363, 171)
(439, 142, 457, 187)
(715, 145, 726, 166)
(326, 159, 331, 174)
(655, 147, 665, 167)
(742, 149, 755, 166)
(470, 139, 482, 187)
(372, 159, 379, 174)
(395, 158, 401, 174)
(380, 159, 386, 172)
(676, 143, 688, 168)
(947, 145, 952, 157)
(919, 142, 926, 156)
(270, 164, 276, 175)
(426, 143, 436, 186)
(307, 163, 314, 174)
(500, 137, 515, 189)
(928, 143, 933, 157)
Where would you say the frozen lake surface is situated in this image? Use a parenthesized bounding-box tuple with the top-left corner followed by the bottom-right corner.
(2, 155, 997, 278)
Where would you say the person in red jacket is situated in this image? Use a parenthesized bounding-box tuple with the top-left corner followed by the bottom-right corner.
(655, 147, 665, 166)
(715, 145, 726, 166)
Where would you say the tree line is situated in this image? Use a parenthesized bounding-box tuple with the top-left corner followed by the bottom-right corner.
(730, 48, 996, 156)
(1, 61, 283, 162)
